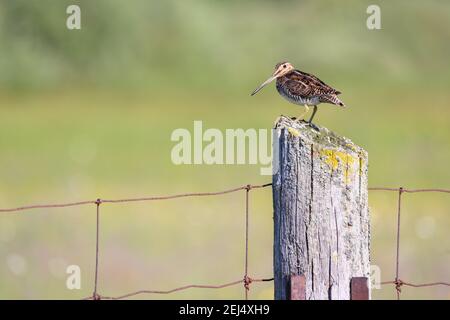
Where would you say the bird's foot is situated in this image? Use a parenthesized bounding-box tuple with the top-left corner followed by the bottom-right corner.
(307, 121, 320, 132)
(293, 117, 305, 124)
(291, 117, 319, 131)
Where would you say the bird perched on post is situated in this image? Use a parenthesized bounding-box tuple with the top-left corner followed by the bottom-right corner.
(251, 62, 345, 130)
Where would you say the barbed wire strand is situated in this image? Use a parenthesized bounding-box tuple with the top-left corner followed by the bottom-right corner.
(381, 280, 450, 287)
(0, 200, 96, 213)
(92, 183, 271, 300)
(244, 185, 250, 300)
(395, 188, 403, 300)
(82, 278, 275, 300)
(374, 187, 450, 299)
(1, 183, 449, 300)
(0, 183, 272, 213)
(93, 199, 101, 300)
(368, 187, 450, 193)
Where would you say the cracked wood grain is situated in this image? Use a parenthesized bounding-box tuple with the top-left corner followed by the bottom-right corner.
(273, 116, 370, 300)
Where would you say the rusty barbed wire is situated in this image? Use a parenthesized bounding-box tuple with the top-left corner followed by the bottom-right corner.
(0, 200, 96, 213)
(370, 186, 450, 299)
(0, 182, 274, 300)
(381, 280, 450, 287)
(0, 183, 272, 213)
(92, 199, 101, 300)
(368, 187, 450, 193)
(0, 183, 449, 300)
(395, 187, 403, 300)
(244, 184, 251, 300)
(83, 277, 275, 300)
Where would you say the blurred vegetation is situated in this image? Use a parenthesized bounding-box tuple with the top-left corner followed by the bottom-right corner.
(1, 0, 450, 91)
(0, 0, 449, 299)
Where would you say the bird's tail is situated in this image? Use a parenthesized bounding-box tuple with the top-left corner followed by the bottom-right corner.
(322, 94, 346, 107)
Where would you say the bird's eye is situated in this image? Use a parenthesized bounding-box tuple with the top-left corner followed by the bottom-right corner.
(283, 65, 286, 68)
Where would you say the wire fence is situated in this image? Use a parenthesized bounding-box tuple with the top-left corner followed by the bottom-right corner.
(0, 183, 449, 300)
(370, 187, 450, 300)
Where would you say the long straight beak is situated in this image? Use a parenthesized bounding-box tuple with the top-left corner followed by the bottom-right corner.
(251, 76, 276, 96)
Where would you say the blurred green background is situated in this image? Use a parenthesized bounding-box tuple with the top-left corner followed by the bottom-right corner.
(0, 0, 449, 300)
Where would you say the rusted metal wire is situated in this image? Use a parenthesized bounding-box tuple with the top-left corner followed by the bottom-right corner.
(369, 187, 450, 193)
(374, 186, 450, 300)
(0, 183, 449, 300)
(0, 200, 96, 213)
(381, 280, 450, 290)
(395, 187, 403, 300)
(83, 277, 275, 300)
(92, 199, 101, 300)
(0, 183, 273, 213)
(400, 281, 450, 288)
(0, 183, 274, 300)
(244, 185, 251, 300)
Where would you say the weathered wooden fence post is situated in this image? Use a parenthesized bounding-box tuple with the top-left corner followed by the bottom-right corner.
(272, 116, 370, 300)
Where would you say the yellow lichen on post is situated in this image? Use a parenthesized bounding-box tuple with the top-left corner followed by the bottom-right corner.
(320, 149, 357, 184)
(287, 127, 300, 137)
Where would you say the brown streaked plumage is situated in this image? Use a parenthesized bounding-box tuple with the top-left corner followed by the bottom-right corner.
(251, 62, 345, 129)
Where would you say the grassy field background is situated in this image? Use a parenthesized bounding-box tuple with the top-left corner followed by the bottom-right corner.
(0, 0, 449, 299)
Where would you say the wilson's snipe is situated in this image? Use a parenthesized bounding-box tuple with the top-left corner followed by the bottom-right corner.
(251, 62, 345, 129)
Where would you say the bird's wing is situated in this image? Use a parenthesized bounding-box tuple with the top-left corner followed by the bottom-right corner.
(289, 70, 341, 96)
(282, 77, 312, 97)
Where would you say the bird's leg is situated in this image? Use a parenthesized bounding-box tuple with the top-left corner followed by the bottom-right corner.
(308, 105, 318, 123)
(307, 106, 319, 131)
(297, 104, 309, 121)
